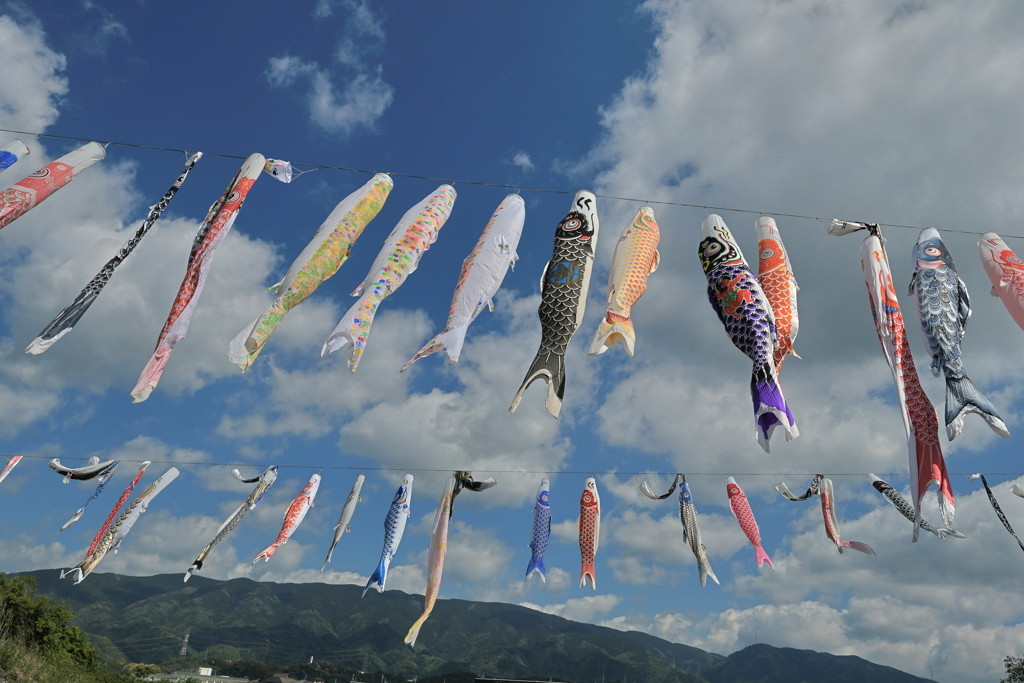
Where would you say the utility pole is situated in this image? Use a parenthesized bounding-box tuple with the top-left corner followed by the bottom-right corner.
(178, 628, 191, 659)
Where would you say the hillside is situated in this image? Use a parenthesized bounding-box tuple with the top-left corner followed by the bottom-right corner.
(23, 571, 931, 683)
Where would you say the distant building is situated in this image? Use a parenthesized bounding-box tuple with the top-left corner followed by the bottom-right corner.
(146, 669, 248, 683)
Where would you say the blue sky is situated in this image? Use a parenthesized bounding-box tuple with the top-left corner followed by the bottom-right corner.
(3, 1, 1024, 681)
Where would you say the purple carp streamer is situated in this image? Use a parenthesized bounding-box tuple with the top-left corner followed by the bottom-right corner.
(525, 478, 551, 583)
(0, 142, 105, 232)
(185, 466, 278, 582)
(61, 467, 179, 584)
(404, 193, 525, 370)
(229, 173, 393, 370)
(971, 474, 1024, 554)
(0, 139, 29, 174)
(60, 461, 120, 531)
(699, 215, 797, 451)
(323, 185, 456, 372)
(0, 456, 22, 486)
(132, 153, 265, 403)
(27, 153, 203, 354)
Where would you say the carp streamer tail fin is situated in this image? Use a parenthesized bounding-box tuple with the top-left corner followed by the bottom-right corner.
(404, 615, 428, 647)
(525, 555, 546, 583)
(700, 562, 720, 588)
(754, 544, 774, 571)
(322, 289, 381, 373)
(945, 374, 1009, 440)
(402, 325, 469, 372)
(840, 540, 876, 555)
(588, 315, 636, 357)
(750, 362, 798, 452)
(509, 349, 565, 418)
(580, 564, 596, 590)
(363, 559, 387, 597)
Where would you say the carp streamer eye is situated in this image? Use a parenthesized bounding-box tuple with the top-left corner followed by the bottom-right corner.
(705, 242, 722, 256)
(925, 247, 941, 256)
(760, 248, 775, 260)
(563, 219, 581, 231)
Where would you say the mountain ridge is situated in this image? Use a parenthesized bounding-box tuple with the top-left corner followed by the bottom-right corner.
(20, 570, 931, 683)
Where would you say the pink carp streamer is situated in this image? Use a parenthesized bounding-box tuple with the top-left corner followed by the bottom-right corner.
(132, 153, 265, 402)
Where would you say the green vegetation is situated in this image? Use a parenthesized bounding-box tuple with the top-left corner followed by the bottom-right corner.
(1003, 655, 1024, 683)
(24, 570, 937, 683)
(0, 573, 134, 682)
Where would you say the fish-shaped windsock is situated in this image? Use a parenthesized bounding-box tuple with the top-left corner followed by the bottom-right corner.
(640, 474, 719, 588)
(971, 474, 1024, 554)
(510, 191, 600, 418)
(0, 456, 22, 486)
(405, 477, 456, 647)
(978, 232, 1024, 331)
(61, 467, 178, 584)
(60, 461, 120, 531)
(844, 222, 956, 539)
(253, 473, 320, 564)
(909, 229, 1008, 440)
(866, 474, 964, 540)
(526, 478, 551, 582)
(28, 153, 203, 355)
(364, 474, 413, 596)
(49, 456, 118, 483)
(0, 142, 105, 232)
(185, 466, 277, 582)
(727, 477, 773, 570)
(778, 475, 873, 555)
(579, 478, 601, 589)
(323, 185, 455, 373)
(84, 461, 152, 560)
(322, 473, 365, 571)
(229, 174, 393, 371)
(699, 215, 797, 451)
(588, 206, 660, 357)
(404, 193, 525, 371)
(0, 139, 29, 174)
(132, 153, 266, 403)
(754, 216, 799, 375)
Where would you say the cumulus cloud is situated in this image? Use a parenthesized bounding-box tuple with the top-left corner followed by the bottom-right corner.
(0, 13, 67, 131)
(267, 1, 392, 136)
(520, 594, 622, 623)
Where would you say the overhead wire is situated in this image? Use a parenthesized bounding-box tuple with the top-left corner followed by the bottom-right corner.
(8, 453, 1023, 478)
(1, 127, 1020, 241)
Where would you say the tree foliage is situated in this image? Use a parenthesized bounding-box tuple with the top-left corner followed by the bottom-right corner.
(0, 573, 99, 669)
(1003, 655, 1024, 683)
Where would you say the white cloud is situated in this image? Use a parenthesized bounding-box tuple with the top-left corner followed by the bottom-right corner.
(511, 152, 534, 172)
(78, 2, 129, 55)
(520, 594, 622, 623)
(268, 1, 392, 136)
(0, 13, 67, 132)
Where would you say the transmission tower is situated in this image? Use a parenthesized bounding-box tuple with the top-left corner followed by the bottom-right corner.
(178, 628, 191, 659)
